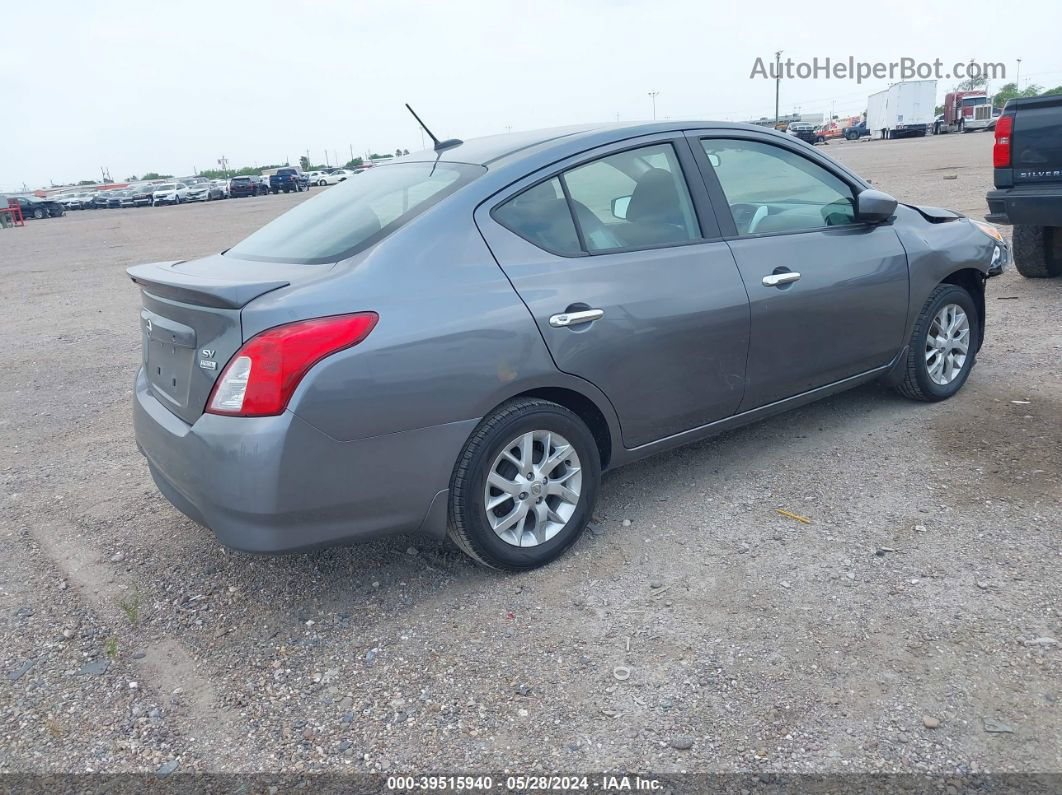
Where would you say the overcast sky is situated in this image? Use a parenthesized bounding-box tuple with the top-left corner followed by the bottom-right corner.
(3, 0, 1059, 190)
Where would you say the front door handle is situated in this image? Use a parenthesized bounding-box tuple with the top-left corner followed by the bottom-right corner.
(549, 308, 605, 328)
(762, 272, 801, 287)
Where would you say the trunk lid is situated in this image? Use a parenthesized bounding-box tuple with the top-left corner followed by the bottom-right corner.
(128, 255, 330, 424)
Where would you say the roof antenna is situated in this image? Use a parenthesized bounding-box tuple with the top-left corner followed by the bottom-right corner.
(406, 104, 463, 152)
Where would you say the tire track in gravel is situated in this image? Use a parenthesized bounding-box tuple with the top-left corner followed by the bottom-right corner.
(28, 521, 247, 762)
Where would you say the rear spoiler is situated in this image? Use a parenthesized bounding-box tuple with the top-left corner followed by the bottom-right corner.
(127, 261, 289, 309)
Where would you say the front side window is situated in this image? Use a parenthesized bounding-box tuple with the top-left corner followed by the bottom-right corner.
(226, 161, 484, 264)
(701, 138, 856, 235)
(493, 142, 701, 256)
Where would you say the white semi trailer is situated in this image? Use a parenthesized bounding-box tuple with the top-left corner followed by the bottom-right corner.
(866, 80, 938, 139)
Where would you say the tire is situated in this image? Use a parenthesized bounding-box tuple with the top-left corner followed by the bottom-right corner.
(1012, 225, 1062, 278)
(448, 398, 601, 571)
(845, 131, 857, 141)
(318, 179, 327, 186)
(174, 195, 180, 205)
(894, 284, 979, 402)
(32, 208, 46, 219)
(959, 120, 966, 133)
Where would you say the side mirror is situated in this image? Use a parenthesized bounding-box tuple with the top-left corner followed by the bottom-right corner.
(706, 153, 721, 168)
(856, 189, 897, 223)
(611, 195, 631, 220)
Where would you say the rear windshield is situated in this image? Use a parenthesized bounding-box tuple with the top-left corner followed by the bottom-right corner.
(225, 161, 484, 264)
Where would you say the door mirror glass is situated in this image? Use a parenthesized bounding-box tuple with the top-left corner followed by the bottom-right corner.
(610, 195, 631, 219)
(855, 189, 898, 223)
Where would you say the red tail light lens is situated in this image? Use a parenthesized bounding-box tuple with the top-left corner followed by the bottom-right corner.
(206, 313, 378, 417)
(993, 115, 1013, 168)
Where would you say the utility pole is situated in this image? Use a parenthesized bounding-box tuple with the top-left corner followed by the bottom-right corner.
(774, 50, 782, 126)
(1016, 58, 1022, 89)
(350, 144, 354, 163)
(218, 155, 229, 174)
(648, 91, 660, 120)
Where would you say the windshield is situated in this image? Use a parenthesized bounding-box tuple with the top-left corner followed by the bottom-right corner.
(962, 96, 988, 106)
(226, 161, 484, 264)
(155, 184, 176, 191)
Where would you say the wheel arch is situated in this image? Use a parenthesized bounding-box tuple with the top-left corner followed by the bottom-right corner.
(473, 382, 617, 471)
(940, 267, 986, 350)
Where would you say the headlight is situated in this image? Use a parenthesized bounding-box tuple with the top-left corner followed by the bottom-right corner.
(970, 219, 1005, 244)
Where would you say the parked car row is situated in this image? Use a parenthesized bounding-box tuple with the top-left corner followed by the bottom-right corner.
(39, 167, 364, 216)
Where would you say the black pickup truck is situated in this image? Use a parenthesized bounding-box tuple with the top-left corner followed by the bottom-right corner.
(269, 167, 309, 194)
(985, 94, 1062, 278)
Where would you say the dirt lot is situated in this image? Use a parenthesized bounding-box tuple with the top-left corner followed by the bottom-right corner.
(1, 132, 1059, 779)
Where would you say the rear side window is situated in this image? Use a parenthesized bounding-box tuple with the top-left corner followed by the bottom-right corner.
(492, 178, 581, 256)
(226, 162, 484, 264)
(492, 142, 701, 256)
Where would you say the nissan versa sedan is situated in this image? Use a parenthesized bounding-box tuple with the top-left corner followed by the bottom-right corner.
(130, 122, 1008, 570)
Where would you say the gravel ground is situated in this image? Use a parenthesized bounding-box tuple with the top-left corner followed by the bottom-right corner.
(1, 132, 1059, 778)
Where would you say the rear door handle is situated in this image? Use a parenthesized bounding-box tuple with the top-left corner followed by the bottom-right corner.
(762, 272, 801, 287)
(549, 308, 605, 327)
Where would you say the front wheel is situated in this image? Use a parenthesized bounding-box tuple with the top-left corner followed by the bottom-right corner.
(894, 284, 979, 402)
(448, 398, 601, 571)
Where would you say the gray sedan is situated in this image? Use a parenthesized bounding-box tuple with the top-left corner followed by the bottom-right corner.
(129, 122, 1008, 570)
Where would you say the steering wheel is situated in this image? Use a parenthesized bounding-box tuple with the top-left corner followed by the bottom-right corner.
(747, 205, 769, 234)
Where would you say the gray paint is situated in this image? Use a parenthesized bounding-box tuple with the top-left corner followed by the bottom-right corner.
(129, 121, 1000, 553)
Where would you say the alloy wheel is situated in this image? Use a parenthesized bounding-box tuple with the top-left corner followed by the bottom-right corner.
(483, 430, 582, 548)
(925, 303, 970, 385)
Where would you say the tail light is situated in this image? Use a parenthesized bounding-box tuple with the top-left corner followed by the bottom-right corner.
(206, 313, 378, 417)
(993, 114, 1014, 168)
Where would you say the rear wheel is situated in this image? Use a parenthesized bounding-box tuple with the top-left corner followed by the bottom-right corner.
(1013, 225, 1062, 278)
(894, 284, 979, 402)
(32, 208, 46, 219)
(448, 398, 601, 571)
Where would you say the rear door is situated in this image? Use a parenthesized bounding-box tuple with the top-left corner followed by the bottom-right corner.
(476, 135, 750, 449)
(688, 130, 909, 410)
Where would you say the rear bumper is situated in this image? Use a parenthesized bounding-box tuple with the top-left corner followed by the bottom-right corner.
(986, 187, 1062, 226)
(133, 368, 474, 552)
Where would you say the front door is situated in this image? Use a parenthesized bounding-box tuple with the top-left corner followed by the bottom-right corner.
(476, 137, 750, 448)
(690, 132, 910, 410)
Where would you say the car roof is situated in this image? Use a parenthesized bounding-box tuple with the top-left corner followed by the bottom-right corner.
(396, 121, 793, 169)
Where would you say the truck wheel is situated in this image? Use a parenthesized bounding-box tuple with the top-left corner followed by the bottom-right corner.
(845, 131, 857, 141)
(448, 398, 601, 571)
(894, 284, 979, 402)
(1013, 225, 1062, 278)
